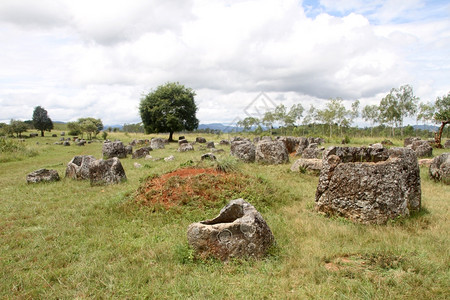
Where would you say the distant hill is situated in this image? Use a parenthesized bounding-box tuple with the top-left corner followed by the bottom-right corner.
(197, 123, 244, 133)
(412, 124, 439, 132)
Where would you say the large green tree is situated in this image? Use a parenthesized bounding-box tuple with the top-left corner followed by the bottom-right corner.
(32, 106, 53, 137)
(433, 92, 450, 147)
(139, 82, 199, 141)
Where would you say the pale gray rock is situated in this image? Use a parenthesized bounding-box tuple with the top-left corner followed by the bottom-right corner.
(409, 140, 433, 157)
(315, 146, 421, 224)
(134, 162, 142, 168)
(164, 155, 175, 161)
(150, 138, 166, 149)
(187, 199, 275, 261)
(102, 141, 127, 159)
(429, 153, 450, 184)
(444, 140, 450, 149)
(231, 141, 255, 163)
(125, 145, 133, 155)
(196, 137, 207, 143)
(404, 137, 421, 147)
(178, 143, 194, 152)
(219, 139, 230, 145)
(132, 146, 152, 159)
(27, 169, 60, 183)
(89, 157, 127, 186)
(178, 139, 188, 145)
(66, 155, 96, 180)
(206, 141, 215, 148)
(290, 158, 322, 174)
(277, 136, 302, 153)
(301, 147, 324, 159)
(255, 140, 289, 164)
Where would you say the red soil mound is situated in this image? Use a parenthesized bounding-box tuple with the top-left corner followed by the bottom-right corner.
(135, 168, 245, 209)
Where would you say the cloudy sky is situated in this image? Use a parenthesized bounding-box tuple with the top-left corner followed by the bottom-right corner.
(0, 0, 449, 127)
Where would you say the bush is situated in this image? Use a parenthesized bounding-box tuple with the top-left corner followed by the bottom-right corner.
(0, 137, 38, 162)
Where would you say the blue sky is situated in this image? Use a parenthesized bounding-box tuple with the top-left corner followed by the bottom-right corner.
(0, 0, 449, 126)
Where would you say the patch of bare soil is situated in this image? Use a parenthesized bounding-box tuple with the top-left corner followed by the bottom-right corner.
(134, 168, 248, 209)
(325, 253, 404, 273)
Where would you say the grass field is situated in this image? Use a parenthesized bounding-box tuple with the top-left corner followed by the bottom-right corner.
(1, 132, 449, 299)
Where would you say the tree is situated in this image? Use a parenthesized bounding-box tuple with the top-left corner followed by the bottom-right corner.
(80, 119, 98, 140)
(78, 117, 103, 138)
(10, 119, 28, 137)
(379, 85, 418, 137)
(362, 104, 379, 136)
(379, 92, 400, 137)
(67, 122, 82, 136)
(433, 92, 450, 147)
(285, 103, 304, 127)
(262, 111, 275, 135)
(32, 106, 53, 137)
(317, 98, 346, 138)
(417, 102, 436, 126)
(139, 82, 199, 141)
(236, 117, 260, 132)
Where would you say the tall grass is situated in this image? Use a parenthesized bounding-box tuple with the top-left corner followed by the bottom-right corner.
(0, 137, 38, 162)
(0, 132, 448, 299)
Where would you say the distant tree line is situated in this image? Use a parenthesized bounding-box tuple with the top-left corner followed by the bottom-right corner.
(235, 85, 449, 146)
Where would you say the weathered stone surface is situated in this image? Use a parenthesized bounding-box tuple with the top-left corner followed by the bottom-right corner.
(178, 139, 188, 145)
(201, 153, 216, 160)
(27, 169, 60, 183)
(134, 162, 142, 168)
(445, 140, 450, 149)
(102, 141, 127, 158)
(370, 143, 384, 149)
(219, 139, 230, 145)
(132, 146, 152, 159)
(63, 141, 70, 146)
(61, 132, 65, 136)
(164, 155, 175, 161)
(255, 140, 289, 164)
(301, 147, 324, 159)
(178, 143, 194, 152)
(290, 158, 322, 174)
(206, 141, 215, 148)
(89, 157, 127, 186)
(196, 137, 207, 143)
(231, 141, 255, 163)
(381, 139, 393, 146)
(125, 145, 133, 155)
(404, 137, 422, 147)
(150, 138, 166, 149)
(277, 136, 302, 153)
(315, 146, 421, 224)
(409, 140, 433, 157)
(187, 199, 275, 261)
(77, 140, 86, 146)
(261, 136, 272, 141)
(429, 153, 450, 184)
(52, 134, 57, 137)
(65, 155, 96, 180)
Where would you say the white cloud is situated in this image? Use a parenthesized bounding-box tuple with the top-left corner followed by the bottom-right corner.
(0, 0, 449, 126)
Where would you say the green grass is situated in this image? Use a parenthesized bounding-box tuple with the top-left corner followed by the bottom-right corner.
(0, 132, 449, 299)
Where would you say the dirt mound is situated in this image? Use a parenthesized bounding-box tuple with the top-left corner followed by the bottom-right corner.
(135, 168, 248, 209)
